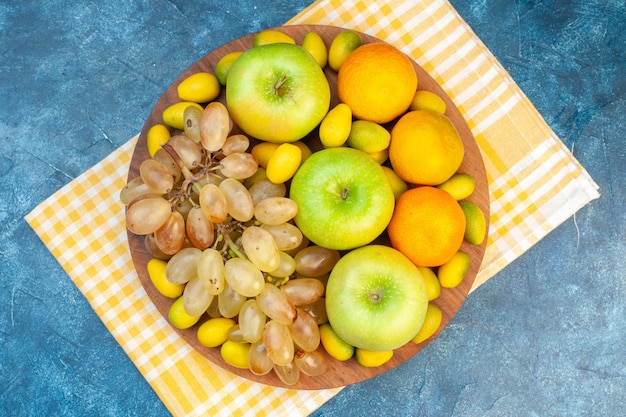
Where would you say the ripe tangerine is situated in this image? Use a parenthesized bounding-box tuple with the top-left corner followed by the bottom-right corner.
(387, 186, 466, 267)
(337, 43, 417, 124)
(389, 110, 464, 186)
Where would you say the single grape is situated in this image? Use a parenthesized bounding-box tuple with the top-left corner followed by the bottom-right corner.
(241, 226, 280, 272)
(289, 308, 320, 352)
(186, 206, 215, 250)
(139, 159, 174, 194)
(125, 196, 171, 235)
(267, 251, 296, 278)
(200, 101, 231, 152)
(219, 178, 254, 222)
(248, 179, 287, 206)
(154, 210, 186, 255)
(165, 247, 202, 284)
(182, 276, 214, 317)
(196, 248, 224, 295)
(219, 152, 258, 180)
(217, 281, 246, 318)
(238, 299, 267, 343)
(248, 340, 274, 376)
(152, 147, 182, 183)
(120, 177, 154, 205)
(243, 166, 268, 189)
(199, 183, 228, 223)
(224, 257, 265, 297)
(254, 197, 299, 225)
(206, 295, 221, 318)
(294, 349, 328, 377)
(144, 234, 172, 260)
(261, 223, 303, 252)
(294, 245, 341, 277)
(226, 324, 246, 343)
(280, 278, 325, 306)
(263, 320, 294, 366)
(167, 134, 203, 169)
(300, 297, 328, 325)
(283, 235, 310, 257)
(125, 192, 165, 205)
(273, 361, 300, 385)
(256, 283, 297, 325)
(222, 134, 250, 155)
(183, 104, 203, 143)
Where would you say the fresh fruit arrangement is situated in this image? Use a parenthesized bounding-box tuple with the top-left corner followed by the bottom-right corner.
(123, 25, 489, 389)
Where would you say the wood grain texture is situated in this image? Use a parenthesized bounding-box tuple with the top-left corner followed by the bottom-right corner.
(127, 25, 489, 390)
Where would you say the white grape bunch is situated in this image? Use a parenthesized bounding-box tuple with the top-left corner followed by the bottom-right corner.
(121, 100, 336, 385)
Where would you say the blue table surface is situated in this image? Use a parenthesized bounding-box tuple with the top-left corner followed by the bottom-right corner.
(1, 1, 624, 416)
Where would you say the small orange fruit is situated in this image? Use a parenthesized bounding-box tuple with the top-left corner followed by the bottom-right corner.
(438, 250, 470, 288)
(177, 72, 220, 103)
(411, 303, 443, 344)
(388, 186, 466, 267)
(409, 90, 447, 114)
(389, 109, 464, 186)
(459, 201, 487, 245)
(337, 43, 418, 124)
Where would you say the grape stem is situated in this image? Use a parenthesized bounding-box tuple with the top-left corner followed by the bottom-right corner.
(161, 143, 194, 182)
(160, 143, 195, 209)
(161, 143, 220, 212)
(211, 220, 249, 262)
(158, 143, 259, 268)
(224, 232, 247, 260)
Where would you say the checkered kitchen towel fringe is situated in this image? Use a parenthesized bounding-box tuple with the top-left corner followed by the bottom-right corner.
(26, 0, 599, 416)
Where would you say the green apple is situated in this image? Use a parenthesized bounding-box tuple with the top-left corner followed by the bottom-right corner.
(289, 147, 395, 250)
(325, 245, 429, 351)
(225, 42, 331, 143)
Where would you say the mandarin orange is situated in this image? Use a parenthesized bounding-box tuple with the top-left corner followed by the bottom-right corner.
(389, 110, 464, 186)
(387, 186, 466, 267)
(337, 43, 417, 124)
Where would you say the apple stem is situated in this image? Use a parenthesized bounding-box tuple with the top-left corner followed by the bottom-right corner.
(274, 74, 289, 96)
(342, 186, 349, 200)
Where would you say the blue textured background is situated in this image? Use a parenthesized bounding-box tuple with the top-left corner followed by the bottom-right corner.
(1, 1, 624, 416)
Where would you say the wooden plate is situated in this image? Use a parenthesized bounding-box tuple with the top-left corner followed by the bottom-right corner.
(127, 25, 489, 390)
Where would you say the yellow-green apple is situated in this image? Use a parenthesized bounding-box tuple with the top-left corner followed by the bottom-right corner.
(225, 43, 331, 143)
(325, 245, 429, 351)
(289, 147, 395, 250)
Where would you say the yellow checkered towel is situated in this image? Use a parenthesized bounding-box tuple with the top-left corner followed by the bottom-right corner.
(25, 0, 599, 416)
